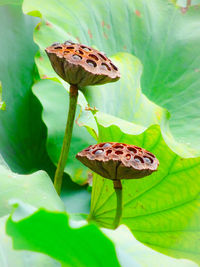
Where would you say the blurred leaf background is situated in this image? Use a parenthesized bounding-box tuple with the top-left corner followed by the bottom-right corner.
(0, 0, 200, 266)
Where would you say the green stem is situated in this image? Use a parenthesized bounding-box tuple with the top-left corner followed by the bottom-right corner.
(112, 180, 122, 229)
(54, 84, 78, 195)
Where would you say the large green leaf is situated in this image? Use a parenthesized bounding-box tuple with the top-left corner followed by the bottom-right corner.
(84, 53, 166, 127)
(0, 216, 60, 267)
(0, 3, 54, 173)
(104, 225, 198, 267)
(0, 165, 64, 218)
(6, 202, 198, 267)
(6, 203, 120, 267)
(88, 119, 200, 264)
(23, 0, 200, 155)
(0, 161, 64, 266)
(32, 79, 95, 184)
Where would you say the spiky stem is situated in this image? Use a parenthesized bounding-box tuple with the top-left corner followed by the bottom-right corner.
(54, 84, 78, 194)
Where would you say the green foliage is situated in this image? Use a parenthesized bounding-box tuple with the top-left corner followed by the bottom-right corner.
(0, 164, 119, 266)
(104, 225, 198, 267)
(0, 165, 64, 217)
(0, 0, 200, 266)
(0, 216, 59, 267)
(0, 164, 63, 266)
(0, 4, 54, 173)
(6, 202, 120, 267)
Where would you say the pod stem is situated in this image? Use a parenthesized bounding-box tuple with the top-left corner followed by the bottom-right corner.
(112, 180, 122, 229)
(54, 84, 78, 195)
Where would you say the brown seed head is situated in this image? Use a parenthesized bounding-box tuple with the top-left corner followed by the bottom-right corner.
(76, 142, 159, 180)
(45, 41, 120, 87)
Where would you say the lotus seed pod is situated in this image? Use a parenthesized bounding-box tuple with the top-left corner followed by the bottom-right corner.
(76, 142, 159, 180)
(45, 41, 120, 87)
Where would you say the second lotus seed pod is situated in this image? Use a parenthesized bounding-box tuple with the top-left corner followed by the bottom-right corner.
(77, 142, 159, 228)
(76, 142, 159, 180)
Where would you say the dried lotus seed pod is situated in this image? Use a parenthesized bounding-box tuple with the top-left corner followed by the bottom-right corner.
(45, 41, 120, 87)
(77, 142, 159, 229)
(76, 142, 159, 180)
